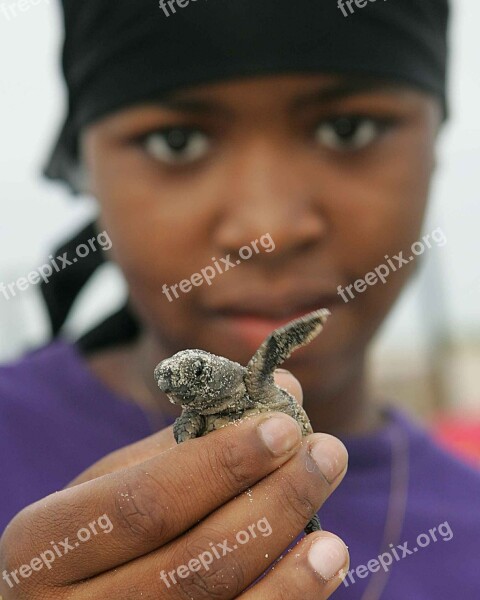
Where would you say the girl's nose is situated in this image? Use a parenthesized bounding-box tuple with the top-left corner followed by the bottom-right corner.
(213, 142, 327, 260)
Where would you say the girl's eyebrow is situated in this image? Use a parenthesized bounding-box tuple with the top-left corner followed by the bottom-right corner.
(154, 97, 234, 117)
(150, 79, 404, 116)
(292, 80, 405, 110)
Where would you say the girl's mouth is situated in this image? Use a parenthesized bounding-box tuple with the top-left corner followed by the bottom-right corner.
(212, 296, 339, 350)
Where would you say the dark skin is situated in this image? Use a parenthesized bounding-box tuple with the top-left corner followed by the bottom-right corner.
(0, 74, 441, 599)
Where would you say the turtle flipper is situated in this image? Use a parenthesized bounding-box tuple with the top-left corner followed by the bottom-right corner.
(173, 411, 206, 443)
(305, 514, 322, 535)
(245, 309, 330, 396)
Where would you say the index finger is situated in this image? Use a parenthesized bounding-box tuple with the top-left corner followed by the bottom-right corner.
(3, 412, 303, 585)
(274, 369, 303, 406)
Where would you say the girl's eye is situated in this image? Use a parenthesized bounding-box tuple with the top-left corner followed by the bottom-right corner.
(314, 117, 388, 152)
(143, 127, 211, 165)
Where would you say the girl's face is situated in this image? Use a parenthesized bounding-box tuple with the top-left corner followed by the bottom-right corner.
(82, 74, 441, 400)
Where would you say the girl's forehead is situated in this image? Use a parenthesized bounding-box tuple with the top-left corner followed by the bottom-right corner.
(96, 73, 427, 129)
(162, 73, 405, 100)
(46, 0, 449, 192)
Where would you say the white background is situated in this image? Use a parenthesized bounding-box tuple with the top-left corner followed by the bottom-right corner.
(0, 0, 479, 399)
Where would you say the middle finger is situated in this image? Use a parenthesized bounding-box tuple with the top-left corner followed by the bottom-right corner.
(82, 433, 348, 599)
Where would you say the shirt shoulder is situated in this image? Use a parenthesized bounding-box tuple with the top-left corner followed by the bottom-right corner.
(0, 341, 153, 532)
(405, 412, 480, 511)
(0, 340, 150, 426)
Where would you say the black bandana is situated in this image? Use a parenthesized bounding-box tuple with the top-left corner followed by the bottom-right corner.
(45, 0, 449, 192)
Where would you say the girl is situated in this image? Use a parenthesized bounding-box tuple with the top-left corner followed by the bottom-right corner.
(1, 0, 479, 598)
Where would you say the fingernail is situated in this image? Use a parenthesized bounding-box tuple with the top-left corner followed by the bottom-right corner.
(258, 414, 301, 456)
(274, 369, 291, 374)
(309, 436, 348, 484)
(308, 537, 348, 581)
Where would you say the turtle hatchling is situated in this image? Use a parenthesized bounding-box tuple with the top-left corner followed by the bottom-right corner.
(154, 308, 330, 535)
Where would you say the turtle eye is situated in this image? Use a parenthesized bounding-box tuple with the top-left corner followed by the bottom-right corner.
(193, 360, 204, 377)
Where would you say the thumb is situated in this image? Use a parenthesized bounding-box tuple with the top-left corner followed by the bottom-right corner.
(274, 369, 304, 406)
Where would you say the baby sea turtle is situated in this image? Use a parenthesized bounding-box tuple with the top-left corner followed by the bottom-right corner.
(154, 308, 330, 535)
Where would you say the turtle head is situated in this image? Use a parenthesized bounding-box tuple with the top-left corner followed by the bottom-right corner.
(154, 349, 245, 411)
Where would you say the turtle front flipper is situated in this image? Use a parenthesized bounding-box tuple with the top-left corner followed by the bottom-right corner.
(305, 514, 322, 535)
(245, 309, 330, 398)
(173, 411, 206, 443)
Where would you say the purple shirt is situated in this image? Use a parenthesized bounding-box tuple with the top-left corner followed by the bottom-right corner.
(1, 341, 479, 598)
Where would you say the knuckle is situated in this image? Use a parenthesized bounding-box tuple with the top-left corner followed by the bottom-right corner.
(113, 471, 170, 545)
(167, 532, 246, 600)
(277, 475, 318, 528)
(187, 558, 244, 599)
(205, 439, 252, 494)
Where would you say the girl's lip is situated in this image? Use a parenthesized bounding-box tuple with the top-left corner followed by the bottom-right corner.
(216, 304, 336, 351)
(224, 315, 304, 349)
(208, 290, 341, 319)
